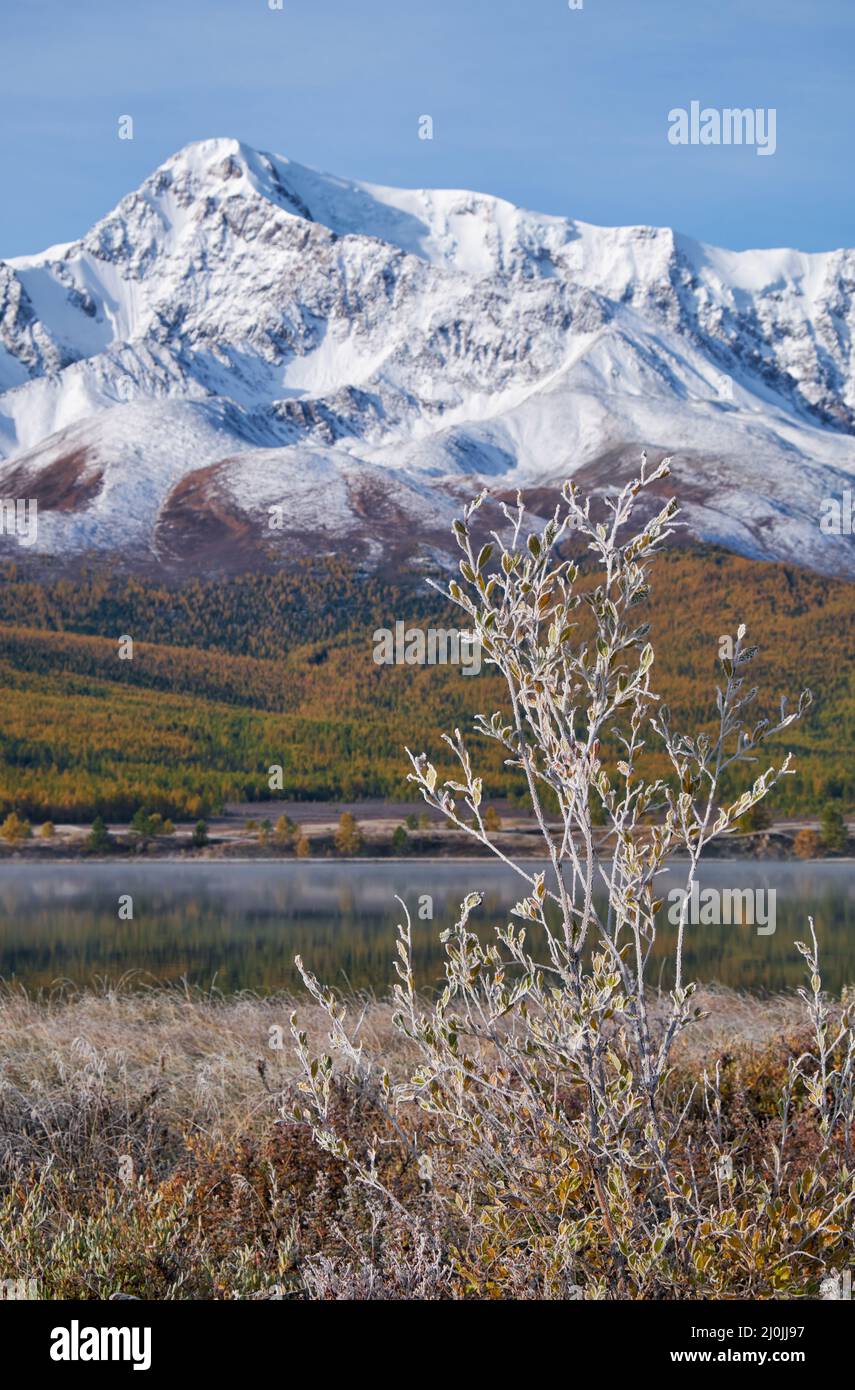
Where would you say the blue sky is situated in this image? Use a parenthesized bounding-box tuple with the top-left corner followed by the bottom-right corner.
(1, 0, 853, 257)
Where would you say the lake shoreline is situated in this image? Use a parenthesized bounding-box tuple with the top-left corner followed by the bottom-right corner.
(3, 821, 853, 865)
(1, 852, 854, 867)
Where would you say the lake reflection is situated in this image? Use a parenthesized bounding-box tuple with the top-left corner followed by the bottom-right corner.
(0, 860, 852, 996)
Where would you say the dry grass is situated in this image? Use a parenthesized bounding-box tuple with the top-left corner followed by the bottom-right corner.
(0, 980, 816, 1187)
(0, 982, 846, 1300)
(0, 983, 420, 1164)
(0, 981, 811, 1151)
(672, 985, 811, 1061)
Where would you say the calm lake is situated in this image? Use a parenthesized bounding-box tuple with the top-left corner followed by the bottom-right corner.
(0, 860, 852, 996)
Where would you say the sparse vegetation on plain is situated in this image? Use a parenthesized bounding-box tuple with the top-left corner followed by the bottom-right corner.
(0, 978, 850, 1300)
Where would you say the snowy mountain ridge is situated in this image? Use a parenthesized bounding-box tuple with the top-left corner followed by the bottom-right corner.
(1, 136, 853, 575)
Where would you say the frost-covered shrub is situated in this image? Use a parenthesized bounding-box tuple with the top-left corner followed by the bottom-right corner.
(293, 458, 854, 1298)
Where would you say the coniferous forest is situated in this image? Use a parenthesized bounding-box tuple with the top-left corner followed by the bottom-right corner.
(0, 545, 851, 822)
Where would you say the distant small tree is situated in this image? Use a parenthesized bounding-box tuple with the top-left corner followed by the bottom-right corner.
(273, 815, 296, 846)
(295, 832, 311, 858)
(820, 804, 847, 854)
(86, 816, 113, 853)
(793, 827, 820, 860)
(334, 812, 363, 856)
(131, 808, 174, 840)
(192, 820, 209, 847)
(39, 821, 56, 839)
(392, 825, 410, 855)
(405, 813, 419, 830)
(1, 811, 31, 843)
(483, 806, 502, 833)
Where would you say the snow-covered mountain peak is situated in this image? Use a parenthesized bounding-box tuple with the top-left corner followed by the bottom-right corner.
(1, 139, 853, 577)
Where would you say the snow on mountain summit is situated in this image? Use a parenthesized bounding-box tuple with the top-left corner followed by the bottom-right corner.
(1, 137, 853, 575)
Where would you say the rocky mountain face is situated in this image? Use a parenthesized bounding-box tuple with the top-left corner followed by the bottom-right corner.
(1, 137, 853, 576)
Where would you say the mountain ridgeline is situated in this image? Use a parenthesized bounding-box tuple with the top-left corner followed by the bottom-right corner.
(0, 137, 854, 577)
